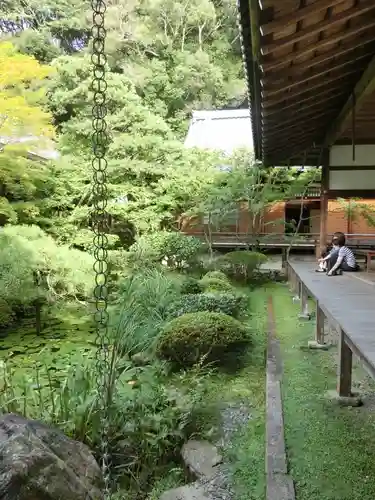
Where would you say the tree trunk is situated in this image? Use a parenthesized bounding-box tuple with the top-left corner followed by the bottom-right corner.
(35, 300, 43, 335)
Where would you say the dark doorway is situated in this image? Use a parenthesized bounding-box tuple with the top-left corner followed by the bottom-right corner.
(285, 204, 310, 234)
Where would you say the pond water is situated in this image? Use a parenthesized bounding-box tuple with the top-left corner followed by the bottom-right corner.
(0, 304, 95, 385)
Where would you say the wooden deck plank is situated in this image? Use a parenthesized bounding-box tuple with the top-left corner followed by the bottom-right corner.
(289, 261, 375, 376)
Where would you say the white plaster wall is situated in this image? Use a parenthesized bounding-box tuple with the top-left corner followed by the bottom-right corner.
(329, 169, 375, 190)
(329, 145, 375, 167)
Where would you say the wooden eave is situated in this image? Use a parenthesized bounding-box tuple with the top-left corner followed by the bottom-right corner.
(237, 0, 375, 166)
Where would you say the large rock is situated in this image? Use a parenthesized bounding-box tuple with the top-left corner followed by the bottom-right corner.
(181, 440, 222, 480)
(0, 413, 103, 500)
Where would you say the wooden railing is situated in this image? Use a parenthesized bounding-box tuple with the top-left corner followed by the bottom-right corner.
(291, 187, 321, 198)
(183, 231, 375, 249)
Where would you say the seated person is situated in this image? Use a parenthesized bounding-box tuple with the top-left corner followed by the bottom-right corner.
(318, 232, 358, 275)
(317, 240, 339, 272)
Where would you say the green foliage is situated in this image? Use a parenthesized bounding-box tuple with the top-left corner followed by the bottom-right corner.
(336, 197, 375, 229)
(219, 251, 267, 281)
(0, 357, 206, 491)
(0, 225, 94, 324)
(199, 276, 234, 292)
(128, 232, 205, 270)
(157, 311, 250, 367)
(113, 268, 182, 354)
(167, 292, 247, 319)
(203, 270, 230, 282)
(180, 276, 202, 295)
(0, 299, 15, 328)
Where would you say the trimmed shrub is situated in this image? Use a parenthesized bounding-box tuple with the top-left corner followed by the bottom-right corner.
(180, 276, 202, 295)
(167, 293, 247, 319)
(218, 251, 267, 281)
(127, 232, 205, 271)
(203, 271, 230, 283)
(199, 276, 234, 293)
(157, 311, 250, 367)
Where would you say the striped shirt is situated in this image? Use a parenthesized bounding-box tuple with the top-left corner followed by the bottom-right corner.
(338, 246, 356, 268)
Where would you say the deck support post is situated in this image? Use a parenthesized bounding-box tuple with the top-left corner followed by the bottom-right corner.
(338, 331, 352, 398)
(318, 159, 329, 257)
(281, 247, 287, 268)
(308, 302, 328, 349)
(325, 330, 362, 406)
(298, 283, 310, 319)
(289, 267, 299, 296)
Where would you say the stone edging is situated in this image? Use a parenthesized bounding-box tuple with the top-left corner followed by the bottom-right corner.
(266, 297, 295, 500)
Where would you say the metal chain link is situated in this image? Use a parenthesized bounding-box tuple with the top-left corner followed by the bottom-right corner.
(91, 0, 111, 496)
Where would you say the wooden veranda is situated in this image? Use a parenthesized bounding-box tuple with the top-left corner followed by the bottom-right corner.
(238, 0, 375, 255)
(237, 1, 375, 484)
(287, 260, 375, 400)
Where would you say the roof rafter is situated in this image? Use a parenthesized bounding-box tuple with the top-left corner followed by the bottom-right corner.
(262, 51, 373, 91)
(261, 16, 375, 73)
(262, 89, 347, 120)
(261, 68, 360, 101)
(261, 1, 375, 55)
(260, 0, 340, 36)
(324, 55, 375, 146)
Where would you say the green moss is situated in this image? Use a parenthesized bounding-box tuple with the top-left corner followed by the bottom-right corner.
(201, 287, 267, 500)
(273, 286, 375, 500)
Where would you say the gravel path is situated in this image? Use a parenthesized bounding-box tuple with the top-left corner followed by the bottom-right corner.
(197, 402, 252, 500)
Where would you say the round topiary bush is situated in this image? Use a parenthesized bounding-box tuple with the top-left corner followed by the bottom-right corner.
(203, 271, 230, 283)
(199, 276, 234, 293)
(167, 293, 247, 319)
(180, 277, 202, 295)
(218, 251, 267, 282)
(157, 311, 250, 367)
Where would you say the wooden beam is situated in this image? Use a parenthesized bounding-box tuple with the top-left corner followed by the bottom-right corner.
(261, 18, 375, 73)
(266, 150, 321, 166)
(267, 149, 321, 167)
(264, 127, 324, 147)
(249, 0, 260, 62)
(319, 159, 329, 255)
(264, 32, 375, 78)
(262, 90, 347, 121)
(248, 0, 262, 159)
(260, 0, 341, 36)
(324, 55, 375, 146)
(261, 0, 375, 55)
(266, 137, 318, 154)
(264, 122, 324, 142)
(265, 106, 337, 132)
(266, 143, 320, 163)
(266, 140, 318, 158)
(261, 67, 359, 100)
(261, 52, 372, 92)
(262, 84, 347, 115)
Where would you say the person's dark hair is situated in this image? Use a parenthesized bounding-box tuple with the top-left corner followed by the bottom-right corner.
(333, 231, 346, 246)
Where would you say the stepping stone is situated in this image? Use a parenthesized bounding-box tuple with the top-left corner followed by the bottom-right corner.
(159, 483, 209, 500)
(181, 440, 222, 479)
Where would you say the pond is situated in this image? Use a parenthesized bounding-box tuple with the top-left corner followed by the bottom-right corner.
(0, 303, 95, 386)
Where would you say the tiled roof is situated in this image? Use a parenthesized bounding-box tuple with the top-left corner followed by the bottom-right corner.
(0, 135, 59, 160)
(184, 109, 253, 154)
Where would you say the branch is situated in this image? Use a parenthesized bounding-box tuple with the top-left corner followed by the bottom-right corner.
(286, 169, 320, 261)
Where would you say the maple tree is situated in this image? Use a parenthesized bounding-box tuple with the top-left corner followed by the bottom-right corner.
(0, 41, 53, 137)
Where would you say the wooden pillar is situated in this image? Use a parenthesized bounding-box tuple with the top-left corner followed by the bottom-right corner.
(281, 247, 287, 268)
(337, 330, 352, 397)
(315, 302, 325, 344)
(299, 283, 309, 317)
(318, 160, 329, 257)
